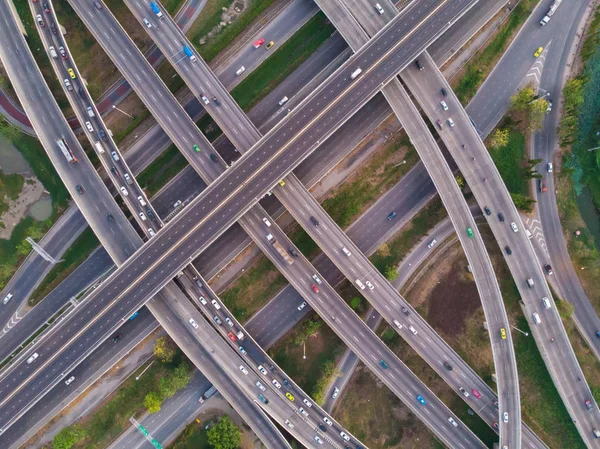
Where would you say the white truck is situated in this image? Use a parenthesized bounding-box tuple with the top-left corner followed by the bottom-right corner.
(540, 0, 562, 25)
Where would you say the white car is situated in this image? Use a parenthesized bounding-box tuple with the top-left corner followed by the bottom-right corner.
(375, 3, 384, 14)
(173, 200, 182, 208)
(262, 217, 271, 227)
(120, 186, 129, 196)
(297, 301, 307, 311)
(409, 325, 418, 335)
(111, 151, 120, 161)
(365, 280, 374, 290)
(272, 379, 281, 389)
(510, 222, 518, 233)
(139, 212, 147, 221)
(427, 239, 437, 249)
(143, 18, 152, 28)
(303, 398, 313, 407)
(314, 436, 323, 445)
(448, 417, 458, 427)
(332, 387, 339, 399)
(211, 299, 221, 310)
(225, 317, 234, 327)
(85, 121, 94, 132)
(299, 407, 309, 417)
(547, 162, 553, 172)
(440, 100, 448, 111)
(503, 412, 509, 423)
(148, 228, 155, 237)
(258, 365, 268, 375)
(340, 431, 350, 441)
(284, 419, 294, 429)
(201, 95, 210, 105)
(64, 376, 75, 386)
(188, 318, 199, 329)
(447, 118, 455, 127)
(27, 353, 39, 364)
(239, 365, 249, 375)
(255, 381, 266, 392)
(312, 274, 322, 285)
(3, 293, 13, 305)
(323, 416, 333, 426)
(137, 195, 147, 206)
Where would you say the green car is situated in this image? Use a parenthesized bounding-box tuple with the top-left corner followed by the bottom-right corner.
(466, 227, 474, 238)
(193, 144, 200, 152)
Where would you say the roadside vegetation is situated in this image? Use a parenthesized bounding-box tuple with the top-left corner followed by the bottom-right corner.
(454, 0, 537, 103)
(136, 144, 188, 197)
(53, 339, 192, 449)
(169, 414, 242, 449)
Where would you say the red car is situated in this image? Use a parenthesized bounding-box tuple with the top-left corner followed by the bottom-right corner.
(311, 284, 319, 294)
(253, 38, 265, 48)
(227, 331, 237, 342)
(472, 389, 481, 399)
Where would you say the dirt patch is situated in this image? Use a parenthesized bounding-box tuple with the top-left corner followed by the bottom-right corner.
(0, 176, 45, 240)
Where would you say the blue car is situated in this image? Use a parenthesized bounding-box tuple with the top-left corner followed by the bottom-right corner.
(416, 395, 427, 405)
(129, 311, 139, 320)
(379, 359, 388, 369)
(387, 211, 397, 220)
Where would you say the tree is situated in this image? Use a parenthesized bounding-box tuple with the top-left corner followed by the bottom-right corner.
(488, 128, 509, 149)
(158, 363, 191, 399)
(154, 336, 177, 363)
(144, 391, 162, 413)
(377, 243, 390, 257)
(529, 99, 549, 131)
(207, 415, 242, 449)
(53, 425, 86, 449)
(510, 193, 536, 212)
(510, 86, 535, 111)
(384, 264, 398, 281)
(350, 296, 362, 311)
(455, 174, 465, 190)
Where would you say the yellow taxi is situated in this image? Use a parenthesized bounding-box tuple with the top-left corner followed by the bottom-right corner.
(285, 392, 295, 402)
(279, 179, 285, 186)
(534, 47, 543, 57)
(500, 328, 507, 340)
(67, 68, 76, 79)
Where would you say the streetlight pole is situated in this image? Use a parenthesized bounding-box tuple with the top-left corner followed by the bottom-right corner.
(303, 342, 306, 360)
(587, 145, 600, 152)
(393, 160, 406, 168)
(112, 104, 134, 119)
(136, 360, 155, 380)
(510, 324, 529, 337)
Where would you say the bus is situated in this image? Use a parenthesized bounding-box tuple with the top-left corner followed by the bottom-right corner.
(56, 138, 77, 163)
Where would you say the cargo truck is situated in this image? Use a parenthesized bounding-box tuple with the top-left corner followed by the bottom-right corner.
(540, 0, 562, 25)
(183, 45, 197, 62)
(198, 385, 217, 403)
(266, 233, 294, 265)
(150, 1, 163, 19)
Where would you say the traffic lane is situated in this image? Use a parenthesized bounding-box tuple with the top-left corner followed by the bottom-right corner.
(149, 291, 297, 449)
(0, 0, 475, 425)
(241, 210, 483, 447)
(390, 70, 519, 444)
(468, 0, 588, 136)
(0, 3, 140, 265)
(413, 48, 600, 446)
(0, 307, 158, 448)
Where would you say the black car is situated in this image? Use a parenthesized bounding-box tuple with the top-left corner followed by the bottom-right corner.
(484, 206, 491, 216)
(310, 216, 320, 226)
(110, 166, 117, 175)
(544, 264, 553, 275)
(107, 213, 114, 222)
(318, 424, 327, 432)
(288, 247, 299, 258)
(76, 184, 84, 194)
(415, 59, 424, 70)
(441, 87, 448, 97)
(43, 2, 50, 13)
(498, 212, 505, 222)
(443, 361, 453, 370)
(193, 276, 203, 288)
(209, 153, 218, 162)
(283, 379, 291, 388)
(98, 129, 107, 140)
(401, 306, 409, 316)
(78, 87, 85, 98)
(505, 246, 512, 255)
(112, 333, 121, 343)
(50, 22, 57, 34)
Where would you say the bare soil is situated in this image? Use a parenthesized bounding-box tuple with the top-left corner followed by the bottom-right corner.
(0, 176, 45, 240)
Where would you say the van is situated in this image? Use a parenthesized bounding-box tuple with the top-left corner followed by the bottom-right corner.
(526, 278, 534, 288)
(48, 46, 58, 59)
(94, 141, 105, 154)
(532, 312, 541, 324)
(3, 293, 13, 305)
(355, 279, 365, 290)
(86, 106, 95, 118)
(342, 247, 351, 256)
(310, 216, 320, 226)
(236, 331, 244, 340)
(236, 66, 246, 76)
(541, 297, 551, 309)
(278, 96, 288, 106)
(350, 68, 362, 80)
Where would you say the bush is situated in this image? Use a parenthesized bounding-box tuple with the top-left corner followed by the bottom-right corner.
(311, 361, 340, 405)
(144, 391, 162, 413)
(154, 336, 178, 364)
(53, 425, 86, 449)
(207, 415, 242, 449)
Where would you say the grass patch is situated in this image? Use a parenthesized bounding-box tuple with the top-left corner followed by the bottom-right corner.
(161, 0, 188, 15)
(29, 228, 99, 306)
(65, 355, 191, 449)
(0, 170, 24, 216)
(454, 0, 537, 103)
(169, 420, 211, 449)
(269, 316, 344, 397)
(230, 12, 335, 111)
(221, 257, 287, 320)
(189, 0, 275, 62)
(487, 126, 527, 195)
(112, 110, 151, 144)
(136, 144, 189, 196)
